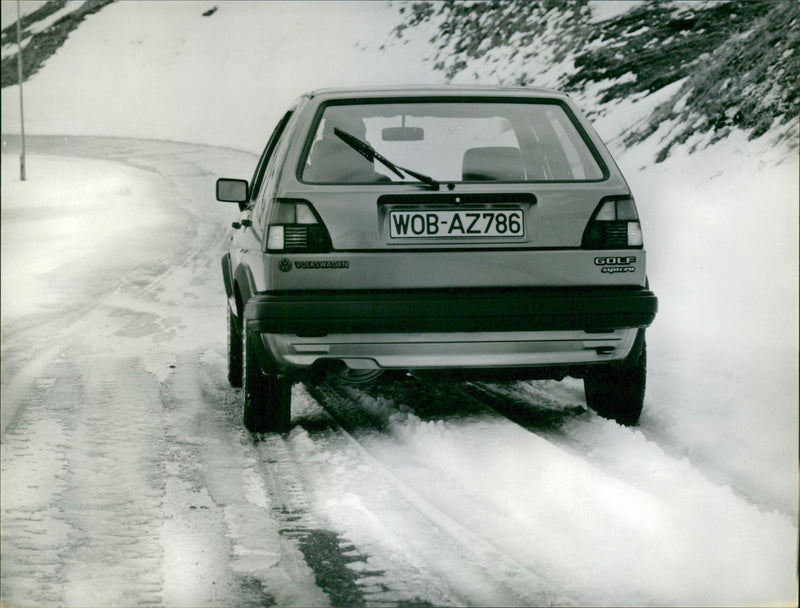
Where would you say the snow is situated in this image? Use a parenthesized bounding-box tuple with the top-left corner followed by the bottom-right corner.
(618, 123, 799, 517)
(289, 383, 796, 605)
(1, 1, 797, 606)
(0, 1, 49, 27)
(589, 1, 642, 23)
(0, 153, 181, 318)
(1, 0, 441, 152)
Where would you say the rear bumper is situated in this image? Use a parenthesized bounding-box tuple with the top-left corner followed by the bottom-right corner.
(243, 286, 657, 335)
(262, 328, 640, 372)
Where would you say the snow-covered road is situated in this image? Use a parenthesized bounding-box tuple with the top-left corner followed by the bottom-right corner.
(1, 137, 796, 607)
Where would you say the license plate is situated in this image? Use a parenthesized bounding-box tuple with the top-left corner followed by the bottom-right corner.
(389, 209, 525, 239)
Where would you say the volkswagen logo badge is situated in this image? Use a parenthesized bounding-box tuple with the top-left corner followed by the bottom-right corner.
(278, 258, 292, 273)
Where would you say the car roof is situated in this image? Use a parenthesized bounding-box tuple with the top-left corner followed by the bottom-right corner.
(305, 84, 568, 101)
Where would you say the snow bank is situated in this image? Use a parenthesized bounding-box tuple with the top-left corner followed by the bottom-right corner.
(618, 119, 799, 516)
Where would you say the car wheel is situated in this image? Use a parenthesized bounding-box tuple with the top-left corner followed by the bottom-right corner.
(584, 334, 646, 426)
(227, 305, 243, 388)
(242, 321, 291, 433)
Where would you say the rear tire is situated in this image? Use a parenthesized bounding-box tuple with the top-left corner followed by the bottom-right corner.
(584, 334, 646, 426)
(242, 321, 291, 433)
(227, 306, 242, 388)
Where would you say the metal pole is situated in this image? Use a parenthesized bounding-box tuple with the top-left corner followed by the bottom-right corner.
(16, 0, 26, 181)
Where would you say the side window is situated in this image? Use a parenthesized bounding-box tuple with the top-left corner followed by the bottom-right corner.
(248, 110, 294, 207)
(255, 120, 296, 231)
(547, 108, 604, 181)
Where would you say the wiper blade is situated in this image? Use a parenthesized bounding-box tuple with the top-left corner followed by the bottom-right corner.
(399, 165, 441, 192)
(334, 128, 440, 191)
(334, 127, 402, 178)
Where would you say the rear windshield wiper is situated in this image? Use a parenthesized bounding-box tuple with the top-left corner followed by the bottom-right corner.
(334, 128, 440, 191)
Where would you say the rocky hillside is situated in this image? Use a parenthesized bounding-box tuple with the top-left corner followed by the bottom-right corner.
(1, 0, 116, 88)
(392, 0, 799, 161)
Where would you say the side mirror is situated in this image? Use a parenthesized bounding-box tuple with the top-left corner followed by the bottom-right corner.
(216, 178, 248, 203)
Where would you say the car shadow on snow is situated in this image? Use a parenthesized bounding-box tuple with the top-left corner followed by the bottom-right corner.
(312, 372, 589, 435)
(460, 382, 589, 432)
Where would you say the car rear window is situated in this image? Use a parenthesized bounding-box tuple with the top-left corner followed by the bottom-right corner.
(300, 100, 606, 184)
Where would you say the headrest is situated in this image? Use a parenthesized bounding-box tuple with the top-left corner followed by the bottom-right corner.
(305, 139, 376, 182)
(462, 146, 525, 181)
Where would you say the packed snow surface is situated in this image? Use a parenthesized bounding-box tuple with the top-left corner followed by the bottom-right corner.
(1, 1, 797, 606)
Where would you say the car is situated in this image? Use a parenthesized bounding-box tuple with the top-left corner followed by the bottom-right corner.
(217, 85, 658, 432)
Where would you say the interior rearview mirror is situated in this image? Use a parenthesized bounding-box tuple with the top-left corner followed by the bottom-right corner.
(216, 178, 248, 203)
(382, 126, 424, 142)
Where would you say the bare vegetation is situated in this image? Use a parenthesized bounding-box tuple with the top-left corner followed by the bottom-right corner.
(393, 0, 799, 160)
(1, 0, 116, 89)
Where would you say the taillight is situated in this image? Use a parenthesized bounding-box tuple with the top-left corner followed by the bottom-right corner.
(266, 199, 332, 252)
(582, 196, 643, 249)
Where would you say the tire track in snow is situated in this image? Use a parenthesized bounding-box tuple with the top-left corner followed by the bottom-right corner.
(58, 355, 166, 607)
(2, 351, 167, 606)
(0, 356, 80, 605)
(197, 372, 408, 608)
(301, 381, 575, 607)
(250, 431, 381, 608)
(159, 351, 327, 607)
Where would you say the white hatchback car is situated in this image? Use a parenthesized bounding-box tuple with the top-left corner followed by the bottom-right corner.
(217, 86, 658, 432)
